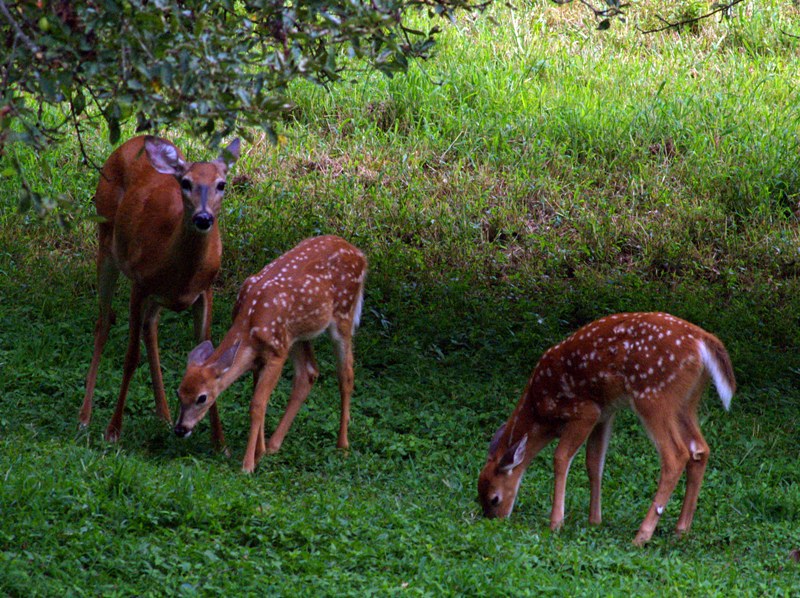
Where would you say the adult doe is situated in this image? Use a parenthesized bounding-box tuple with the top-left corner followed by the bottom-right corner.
(79, 135, 240, 444)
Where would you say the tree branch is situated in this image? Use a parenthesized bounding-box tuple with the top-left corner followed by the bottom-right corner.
(0, 0, 40, 54)
(551, 0, 627, 19)
(579, 0, 626, 19)
(637, 0, 745, 34)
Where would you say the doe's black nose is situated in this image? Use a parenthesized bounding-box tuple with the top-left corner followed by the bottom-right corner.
(192, 212, 214, 232)
(174, 424, 189, 437)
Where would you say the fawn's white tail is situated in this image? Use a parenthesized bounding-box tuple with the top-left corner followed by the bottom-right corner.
(698, 339, 735, 410)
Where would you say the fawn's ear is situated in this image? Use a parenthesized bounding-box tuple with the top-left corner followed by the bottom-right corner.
(187, 340, 215, 366)
(487, 423, 507, 456)
(214, 341, 240, 374)
(498, 434, 527, 474)
(144, 137, 187, 177)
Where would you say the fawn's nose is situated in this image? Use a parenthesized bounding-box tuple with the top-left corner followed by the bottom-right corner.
(174, 424, 191, 438)
(192, 212, 214, 232)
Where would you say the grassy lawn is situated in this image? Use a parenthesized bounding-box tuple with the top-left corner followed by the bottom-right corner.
(1, 0, 799, 594)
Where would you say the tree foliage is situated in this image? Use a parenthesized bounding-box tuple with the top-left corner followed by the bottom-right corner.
(1, 0, 491, 155)
(0, 0, 749, 216)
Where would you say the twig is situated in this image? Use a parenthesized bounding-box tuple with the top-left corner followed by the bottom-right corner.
(2, 33, 16, 91)
(637, 0, 745, 34)
(551, 0, 627, 19)
(69, 94, 102, 173)
(0, 0, 40, 54)
(580, 0, 626, 19)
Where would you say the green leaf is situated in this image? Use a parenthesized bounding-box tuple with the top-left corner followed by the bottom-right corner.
(107, 115, 121, 145)
(597, 18, 611, 30)
(39, 75, 58, 101)
(72, 91, 86, 116)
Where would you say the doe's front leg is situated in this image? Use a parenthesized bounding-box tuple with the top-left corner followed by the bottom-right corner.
(192, 292, 227, 454)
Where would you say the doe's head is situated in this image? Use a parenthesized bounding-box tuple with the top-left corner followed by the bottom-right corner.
(144, 136, 241, 234)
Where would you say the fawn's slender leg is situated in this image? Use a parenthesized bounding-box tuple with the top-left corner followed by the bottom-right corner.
(330, 325, 355, 450)
(243, 356, 286, 473)
(586, 415, 615, 525)
(633, 421, 690, 546)
(675, 381, 710, 536)
(266, 342, 318, 454)
(550, 407, 601, 530)
(675, 424, 708, 536)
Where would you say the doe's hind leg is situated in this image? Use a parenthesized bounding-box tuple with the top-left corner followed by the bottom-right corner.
(80, 254, 119, 427)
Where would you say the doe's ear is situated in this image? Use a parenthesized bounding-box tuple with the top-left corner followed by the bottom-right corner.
(216, 138, 241, 170)
(187, 340, 215, 366)
(144, 137, 187, 177)
(499, 434, 528, 473)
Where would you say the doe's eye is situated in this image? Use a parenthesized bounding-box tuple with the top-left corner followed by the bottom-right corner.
(196, 394, 207, 405)
(180, 178, 192, 191)
(216, 181, 226, 192)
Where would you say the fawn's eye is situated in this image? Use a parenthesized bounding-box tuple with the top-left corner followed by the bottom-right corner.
(216, 181, 225, 192)
(180, 178, 192, 191)
(196, 394, 207, 405)
(490, 495, 501, 506)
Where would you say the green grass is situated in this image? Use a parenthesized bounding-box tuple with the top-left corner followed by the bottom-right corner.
(2, 0, 800, 594)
